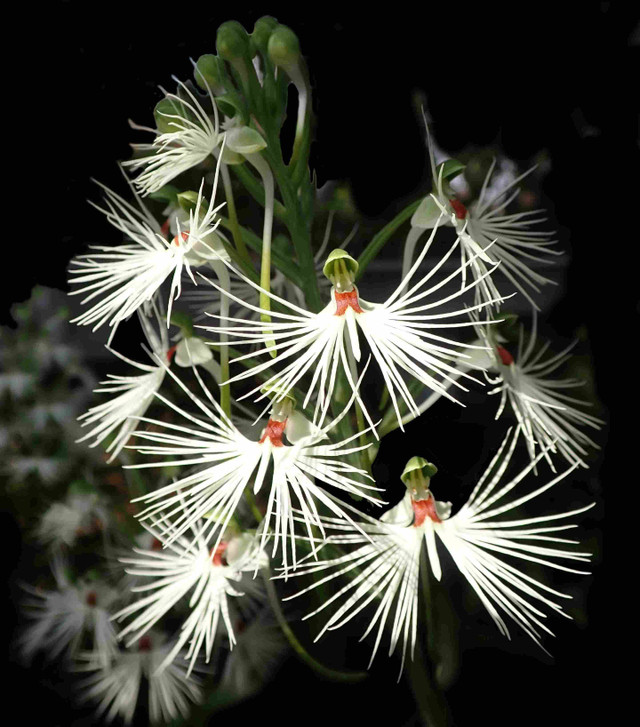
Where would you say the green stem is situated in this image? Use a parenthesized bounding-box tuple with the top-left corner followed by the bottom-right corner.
(231, 162, 288, 222)
(262, 565, 368, 683)
(244, 487, 264, 525)
(246, 152, 277, 356)
(356, 199, 422, 281)
(405, 642, 451, 727)
(210, 259, 231, 418)
(220, 162, 251, 265)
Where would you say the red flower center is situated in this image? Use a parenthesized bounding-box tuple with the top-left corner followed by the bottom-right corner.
(211, 541, 229, 567)
(496, 346, 514, 366)
(166, 344, 178, 363)
(138, 636, 152, 652)
(85, 591, 97, 607)
(449, 198, 468, 220)
(412, 496, 441, 527)
(334, 288, 364, 316)
(259, 418, 287, 447)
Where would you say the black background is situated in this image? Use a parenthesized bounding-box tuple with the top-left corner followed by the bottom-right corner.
(5, 2, 633, 725)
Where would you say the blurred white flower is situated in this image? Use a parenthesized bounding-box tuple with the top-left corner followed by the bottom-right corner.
(20, 556, 118, 666)
(36, 492, 108, 548)
(77, 631, 203, 724)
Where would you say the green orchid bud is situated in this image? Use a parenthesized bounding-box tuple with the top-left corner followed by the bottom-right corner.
(251, 16, 279, 55)
(217, 21, 250, 62)
(194, 54, 226, 94)
(267, 25, 301, 71)
(401, 456, 438, 500)
(225, 126, 267, 155)
(322, 249, 359, 291)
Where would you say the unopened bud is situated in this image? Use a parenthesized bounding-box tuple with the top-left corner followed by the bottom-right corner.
(217, 21, 250, 62)
(194, 54, 226, 94)
(267, 25, 301, 71)
(251, 16, 279, 55)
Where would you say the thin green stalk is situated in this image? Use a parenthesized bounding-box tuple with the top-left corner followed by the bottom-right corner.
(356, 199, 422, 281)
(262, 565, 368, 683)
(246, 152, 277, 355)
(210, 259, 231, 418)
(220, 162, 251, 265)
(231, 162, 288, 222)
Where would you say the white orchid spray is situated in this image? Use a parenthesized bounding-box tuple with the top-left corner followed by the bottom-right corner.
(479, 314, 603, 470)
(69, 166, 224, 336)
(201, 224, 504, 432)
(403, 123, 560, 310)
(12, 16, 602, 727)
(124, 77, 223, 197)
(126, 359, 381, 571)
(284, 428, 593, 673)
(113, 515, 268, 676)
(76, 307, 171, 462)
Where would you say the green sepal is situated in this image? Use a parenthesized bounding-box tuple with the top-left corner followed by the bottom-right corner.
(194, 54, 226, 94)
(170, 311, 194, 337)
(401, 456, 438, 486)
(322, 249, 359, 279)
(260, 381, 297, 407)
(225, 126, 267, 155)
(68, 479, 95, 496)
(411, 195, 442, 229)
(214, 93, 245, 120)
(176, 190, 206, 214)
(154, 97, 193, 134)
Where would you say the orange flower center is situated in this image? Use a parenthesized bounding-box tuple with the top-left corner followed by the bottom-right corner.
(259, 418, 287, 447)
(334, 289, 364, 316)
(412, 496, 441, 527)
(172, 231, 189, 246)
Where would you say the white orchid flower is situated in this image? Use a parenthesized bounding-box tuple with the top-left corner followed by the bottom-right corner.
(284, 428, 593, 674)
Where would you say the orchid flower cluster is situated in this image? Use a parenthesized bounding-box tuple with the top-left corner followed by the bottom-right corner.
(14, 15, 602, 726)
